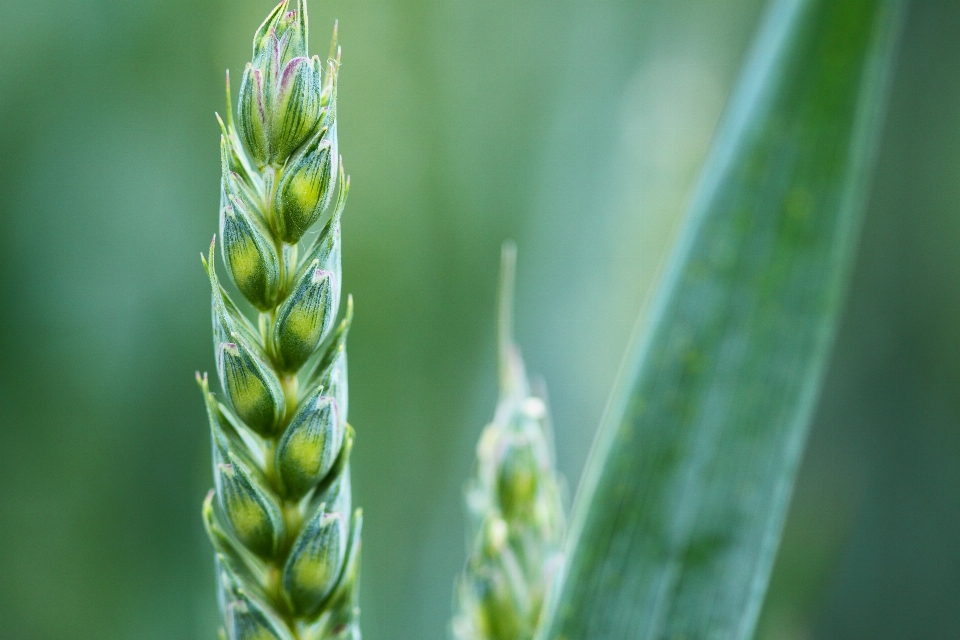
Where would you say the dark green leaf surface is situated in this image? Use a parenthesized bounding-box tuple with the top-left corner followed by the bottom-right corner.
(540, 0, 904, 638)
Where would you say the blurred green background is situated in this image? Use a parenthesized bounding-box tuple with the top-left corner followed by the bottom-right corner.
(0, 0, 956, 638)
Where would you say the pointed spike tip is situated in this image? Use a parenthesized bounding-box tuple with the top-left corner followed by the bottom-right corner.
(497, 240, 518, 392)
(224, 70, 234, 129)
(329, 19, 339, 61)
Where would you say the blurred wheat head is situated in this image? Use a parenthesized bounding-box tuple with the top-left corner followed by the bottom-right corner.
(453, 244, 566, 640)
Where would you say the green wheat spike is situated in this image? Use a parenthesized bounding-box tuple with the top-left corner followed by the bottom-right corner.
(453, 243, 566, 640)
(197, 3, 360, 639)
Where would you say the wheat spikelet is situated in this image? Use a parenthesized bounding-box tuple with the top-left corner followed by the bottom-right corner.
(196, 3, 360, 638)
(453, 243, 566, 640)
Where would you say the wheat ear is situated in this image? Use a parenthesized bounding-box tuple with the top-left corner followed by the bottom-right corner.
(196, 3, 360, 639)
(453, 243, 566, 640)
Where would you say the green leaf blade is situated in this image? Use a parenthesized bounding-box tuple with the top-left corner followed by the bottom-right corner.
(541, 0, 904, 638)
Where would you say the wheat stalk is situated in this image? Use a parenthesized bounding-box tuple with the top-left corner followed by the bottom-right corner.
(196, 3, 360, 639)
(453, 243, 566, 640)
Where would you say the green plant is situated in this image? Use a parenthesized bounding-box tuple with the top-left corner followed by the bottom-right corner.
(200, 1, 903, 639)
(448, 1, 903, 639)
(197, 2, 361, 639)
(453, 243, 566, 640)
(536, 0, 904, 638)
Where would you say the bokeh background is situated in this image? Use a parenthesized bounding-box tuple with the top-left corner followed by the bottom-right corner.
(0, 0, 957, 638)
